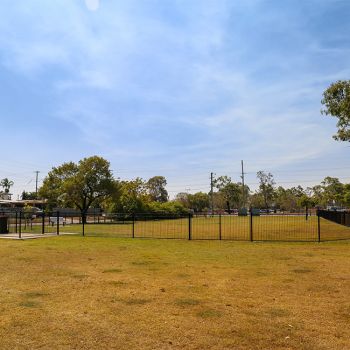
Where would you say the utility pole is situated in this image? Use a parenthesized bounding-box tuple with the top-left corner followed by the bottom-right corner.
(210, 172, 214, 215)
(34, 171, 40, 197)
(241, 160, 245, 208)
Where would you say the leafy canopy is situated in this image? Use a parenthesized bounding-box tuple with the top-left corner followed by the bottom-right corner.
(39, 156, 117, 212)
(321, 80, 350, 141)
(0, 178, 14, 193)
(147, 176, 168, 203)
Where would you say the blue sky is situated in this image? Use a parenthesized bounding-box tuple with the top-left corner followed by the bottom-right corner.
(1, 0, 350, 198)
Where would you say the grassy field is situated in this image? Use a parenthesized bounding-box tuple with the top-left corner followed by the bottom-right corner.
(0, 237, 349, 349)
(11, 215, 350, 241)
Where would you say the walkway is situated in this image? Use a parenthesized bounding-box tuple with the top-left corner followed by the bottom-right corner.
(0, 232, 78, 240)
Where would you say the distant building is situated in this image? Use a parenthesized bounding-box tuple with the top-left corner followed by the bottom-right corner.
(0, 199, 47, 210)
(0, 192, 12, 200)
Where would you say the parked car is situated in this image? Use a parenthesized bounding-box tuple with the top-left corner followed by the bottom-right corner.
(30, 207, 44, 218)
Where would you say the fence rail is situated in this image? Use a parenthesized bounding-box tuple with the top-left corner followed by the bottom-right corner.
(2, 210, 350, 242)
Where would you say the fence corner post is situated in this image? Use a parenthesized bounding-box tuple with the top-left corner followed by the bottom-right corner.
(132, 213, 135, 238)
(219, 213, 222, 240)
(188, 213, 192, 240)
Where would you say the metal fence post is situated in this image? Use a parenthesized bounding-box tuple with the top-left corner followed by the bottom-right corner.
(42, 212, 45, 234)
(188, 213, 192, 240)
(82, 212, 85, 237)
(132, 213, 135, 238)
(219, 214, 222, 240)
(317, 210, 321, 242)
(250, 208, 253, 242)
(56, 211, 60, 235)
(15, 211, 18, 234)
(19, 211, 22, 239)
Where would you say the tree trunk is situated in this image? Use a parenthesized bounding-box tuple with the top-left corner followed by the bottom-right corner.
(82, 211, 87, 224)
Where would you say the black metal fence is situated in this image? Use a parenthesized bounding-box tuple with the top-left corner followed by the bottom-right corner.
(2, 209, 350, 242)
(318, 209, 350, 226)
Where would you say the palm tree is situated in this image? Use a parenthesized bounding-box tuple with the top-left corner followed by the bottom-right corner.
(0, 178, 14, 194)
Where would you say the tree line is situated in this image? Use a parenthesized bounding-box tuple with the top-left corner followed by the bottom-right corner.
(9, 156, 346, 216)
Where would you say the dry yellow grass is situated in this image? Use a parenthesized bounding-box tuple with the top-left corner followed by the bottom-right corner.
(0, 237, 349, 349)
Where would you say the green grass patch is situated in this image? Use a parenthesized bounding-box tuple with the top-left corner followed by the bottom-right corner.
(175, 298, 201, 306)
(19, 300, 40, 308)
(124, 298, 151, 305)
(24, 291, 47, 298)
(292, 268, 313, 274)
(197, 309, 223, 318)
(265, 307, 291, 318)
(102, 268, 123, 273)
(108, 281, 127, 286)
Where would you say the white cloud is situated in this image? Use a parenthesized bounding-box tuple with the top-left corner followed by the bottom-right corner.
(85, 0, 100, 12)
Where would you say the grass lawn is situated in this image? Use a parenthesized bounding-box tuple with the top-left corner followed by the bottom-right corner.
(0, 237, 349, 349)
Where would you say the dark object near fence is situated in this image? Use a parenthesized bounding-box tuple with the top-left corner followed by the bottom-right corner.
(251, 208, 260, 216)
(238, 208, 248, 216)
(318, 209, 350, 226)
(0, 216, 8, 234)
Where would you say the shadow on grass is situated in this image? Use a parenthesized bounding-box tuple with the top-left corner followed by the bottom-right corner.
(197, 309, 223, 318)
(124, 298, 152, 305)
(19, 300, 40, 308)
(175, 298, 201, 307)
(292, 268, 313, 274)
(265, 307, 291, 318)
(102, 268, 123, 273)
(109, 281, 127, 286)
(25, 291, 47, 298)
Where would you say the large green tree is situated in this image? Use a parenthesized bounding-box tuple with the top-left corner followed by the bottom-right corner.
(39, 156, 118, 218)
(114, 178, 150, 213)
(147, 176, 168, 203)
(343, 184, 350, 207)
(188, 192, 209, 212)
(213, 176, 249, 211)
(256, 171, 275, 210)
(175, 192, 190, 208)
(21, 191, 38, 200)
(274, 186, 310, 212)
(321, 80, 350, 141)
(321, 177, 344, 206)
